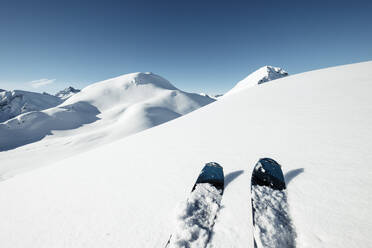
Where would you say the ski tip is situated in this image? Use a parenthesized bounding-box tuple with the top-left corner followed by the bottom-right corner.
(259, 157, 281, 168)
(205, 161, 223, 169)
(193, 162, 224, 193)
(252, 158, 286, 190)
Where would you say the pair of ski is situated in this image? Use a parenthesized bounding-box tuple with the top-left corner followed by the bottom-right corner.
(165, 158, 295, 248)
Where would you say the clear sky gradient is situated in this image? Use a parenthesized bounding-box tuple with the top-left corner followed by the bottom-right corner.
(1, 0, 371, 94)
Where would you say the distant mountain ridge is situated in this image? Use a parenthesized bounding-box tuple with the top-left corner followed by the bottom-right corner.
(0, 66, 287, 124)
(0, 86, 81, 123)
(198, 93, 223, 100)
(0, 90, 63, 123)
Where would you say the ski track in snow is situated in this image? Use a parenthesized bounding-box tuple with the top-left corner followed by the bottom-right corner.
(252, 185, 296, 248)
(168, 183, 222, 248)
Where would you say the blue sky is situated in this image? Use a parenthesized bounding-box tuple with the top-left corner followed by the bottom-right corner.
(0, 0, 371, 94)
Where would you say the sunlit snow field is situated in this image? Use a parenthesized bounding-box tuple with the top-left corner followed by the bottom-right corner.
(0, 62, 371, 247)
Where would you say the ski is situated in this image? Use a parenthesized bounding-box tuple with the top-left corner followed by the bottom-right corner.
(251, 158, 296, 248)
(165, 162, 224, 248)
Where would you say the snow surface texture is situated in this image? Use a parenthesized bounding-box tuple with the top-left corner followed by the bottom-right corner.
(0, 62, 372, 247)
(0, 72, 214, 174)
(167, 183, 222, 248)
(55, 86, 80, 100)
(0, 90, 62, 122)
(252, 185, 296, 248)
(224, 66, 288, 96)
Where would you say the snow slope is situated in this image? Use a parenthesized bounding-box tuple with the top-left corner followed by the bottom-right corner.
(0, 90, 62, 122)
(224, 66, 288, 96)
(0, 72, 214, 175)
(0, 61, 371, 247)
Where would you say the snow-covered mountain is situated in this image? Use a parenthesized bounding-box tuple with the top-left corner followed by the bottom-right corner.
(55, 86, 80, 100)
(224, 66, 288, 96)
(0, 61, 371, 247)
(0, 90, 62, 122)
(0, 72, 214, 155)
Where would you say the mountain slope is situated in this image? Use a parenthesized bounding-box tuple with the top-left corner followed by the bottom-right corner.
(0, 62, 371, 247)
(224, 65, 288, 96)
(0, 90, 62, 122)
(0, 72, 214, 173)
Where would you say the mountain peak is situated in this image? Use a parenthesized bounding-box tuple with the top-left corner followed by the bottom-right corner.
(131, 72, 177, 90)
(55, 86, 81, 100)
(257, 66, 288, 84)
(66, 86, 79, 92)
(224, 66, 288, 96)
(62, 72, 207, 112)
